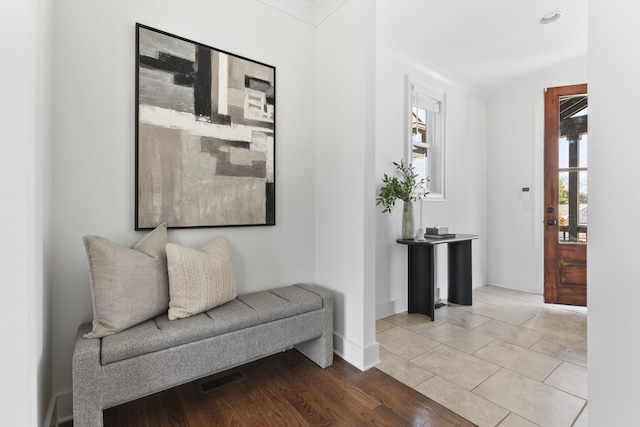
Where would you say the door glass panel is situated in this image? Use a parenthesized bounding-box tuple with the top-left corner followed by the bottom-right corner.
(558, 171, 569, 239)
(558, 94, 588, 244)
(559, 137, 569, 169)
(579, 170, 588, 242)
(579, 134, 588, 168)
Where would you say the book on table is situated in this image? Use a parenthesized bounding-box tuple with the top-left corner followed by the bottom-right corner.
(423, 233, 456, 239)
(425, 226, 449, 235)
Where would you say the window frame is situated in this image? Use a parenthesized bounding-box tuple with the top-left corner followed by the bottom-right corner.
(406, 77, 446, 201)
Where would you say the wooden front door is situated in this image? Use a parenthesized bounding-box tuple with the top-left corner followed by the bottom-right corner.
(544, 84, 588, 306)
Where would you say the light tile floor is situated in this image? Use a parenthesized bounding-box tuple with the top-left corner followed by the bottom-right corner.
(376, 285, 588, 427)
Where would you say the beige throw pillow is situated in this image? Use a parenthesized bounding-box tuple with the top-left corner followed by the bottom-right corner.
(166, 236, 237, 320)
(83, 223, 169, 338)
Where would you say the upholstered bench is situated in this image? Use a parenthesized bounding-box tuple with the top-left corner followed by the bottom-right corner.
(72, 283, 333, 427)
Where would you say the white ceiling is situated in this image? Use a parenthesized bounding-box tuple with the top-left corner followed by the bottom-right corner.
(261, 0, 588, 93)
(378, 0, 588, 93)
(257, 0, 347, 25)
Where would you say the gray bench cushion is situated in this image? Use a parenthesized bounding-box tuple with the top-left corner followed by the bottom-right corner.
(100, 285, 324, 364)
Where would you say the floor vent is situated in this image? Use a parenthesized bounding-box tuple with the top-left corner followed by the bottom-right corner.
(199, 370, 246, 394)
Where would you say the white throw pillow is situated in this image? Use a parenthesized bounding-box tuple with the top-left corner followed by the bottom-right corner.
(166, 235, 237, 320)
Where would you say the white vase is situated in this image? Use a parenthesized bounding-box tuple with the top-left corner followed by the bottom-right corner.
(402, 201, 414, 240)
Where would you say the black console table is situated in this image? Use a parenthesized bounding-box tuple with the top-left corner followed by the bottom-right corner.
(397, 234, 479, 321)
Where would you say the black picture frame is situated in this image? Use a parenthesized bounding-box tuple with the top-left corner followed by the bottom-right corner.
(135, 24, 276, 229)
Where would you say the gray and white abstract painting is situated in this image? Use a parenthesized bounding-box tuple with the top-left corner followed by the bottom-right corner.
(136, 24, 275, 229)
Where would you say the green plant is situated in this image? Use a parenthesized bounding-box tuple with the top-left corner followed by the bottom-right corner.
(559, 178, 568, 205)
(376, 159, 427, 213)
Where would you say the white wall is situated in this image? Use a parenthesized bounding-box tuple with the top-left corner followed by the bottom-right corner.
(588, 0, 640, 423)
(52, 0, 317, 418)
(0, 0, 53, 425)
(486, 57, 587, 294)
(374, 45, 488, 317)
(315, 0, 379, 369)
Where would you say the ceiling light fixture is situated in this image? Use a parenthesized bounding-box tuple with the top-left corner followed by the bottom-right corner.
(537, 11, 564, 25)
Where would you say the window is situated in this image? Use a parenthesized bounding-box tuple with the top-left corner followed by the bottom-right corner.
(407, 80, 445, 200)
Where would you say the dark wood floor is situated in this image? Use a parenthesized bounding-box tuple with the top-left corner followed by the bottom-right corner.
(62, 350, 475, 426)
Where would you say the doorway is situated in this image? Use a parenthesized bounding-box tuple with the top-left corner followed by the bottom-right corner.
(543, 84, 588, 306)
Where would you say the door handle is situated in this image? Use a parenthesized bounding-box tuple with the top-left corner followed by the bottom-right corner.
(547, 219, 557, 226)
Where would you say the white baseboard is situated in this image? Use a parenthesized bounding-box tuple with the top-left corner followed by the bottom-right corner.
(377, 275, 486, 320)
(485, 275, 541, 294)
(361, 341, 381, 371)
(332, 332, 379, 371)
(43, 389, 72, 427)
(376, 296, 408, 320)
(473, 275, 486, 289)
(43, 394, 56, 427)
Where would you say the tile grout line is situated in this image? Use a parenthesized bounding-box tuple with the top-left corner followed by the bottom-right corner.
(570, 401, 588, 427)
(377, 285, 587, 427)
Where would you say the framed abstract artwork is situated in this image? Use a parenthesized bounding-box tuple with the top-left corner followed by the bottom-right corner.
(135, 24, 275, 229)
